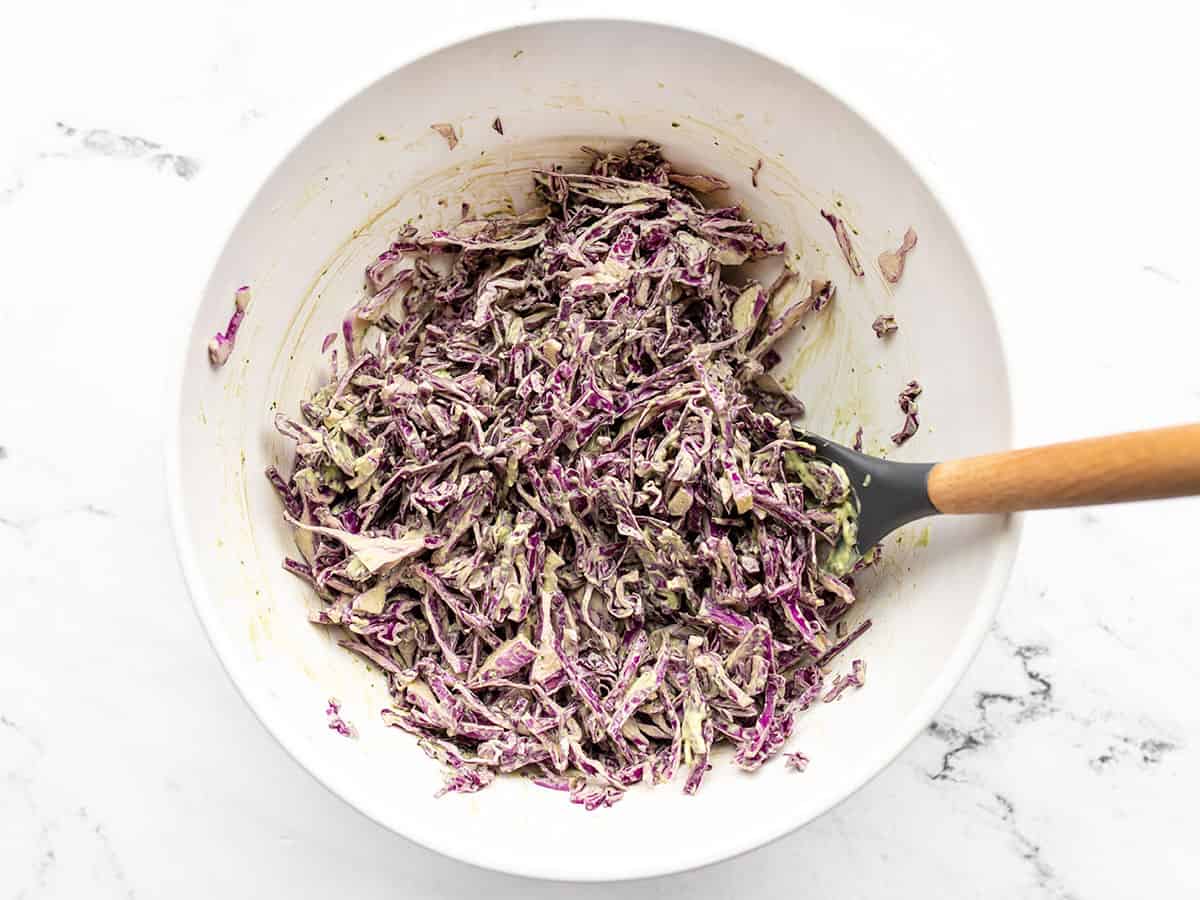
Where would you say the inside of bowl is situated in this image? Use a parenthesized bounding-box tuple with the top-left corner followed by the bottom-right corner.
(172, 20, 1015, 880)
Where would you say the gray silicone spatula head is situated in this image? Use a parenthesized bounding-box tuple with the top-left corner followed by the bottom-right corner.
(801, 433, 937, 556)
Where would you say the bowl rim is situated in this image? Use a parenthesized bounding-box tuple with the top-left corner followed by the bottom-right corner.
(164, 15, 1022, 883)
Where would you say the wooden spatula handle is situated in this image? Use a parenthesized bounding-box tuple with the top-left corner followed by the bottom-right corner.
(927, 424, 1200, 514)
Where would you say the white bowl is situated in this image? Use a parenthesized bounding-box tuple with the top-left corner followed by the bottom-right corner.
(167, 19, 1018, 882)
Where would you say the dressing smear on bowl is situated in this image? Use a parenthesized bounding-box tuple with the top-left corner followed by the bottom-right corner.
(264, 142, 915, 807)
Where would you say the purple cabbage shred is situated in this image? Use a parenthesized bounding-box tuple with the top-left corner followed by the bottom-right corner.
(431, 123, 458, 150)
(891, 380, 923, 446)
(436, 764, 495, 797)
(872, 314, 898, 339)
(878, 227, 918, 284)
(819, 210, 864, 277)
(325, 697, 357, 738)
(822, 659, 866, 703)
(208, 286, 250, 367)
(784, 751, 809, 772)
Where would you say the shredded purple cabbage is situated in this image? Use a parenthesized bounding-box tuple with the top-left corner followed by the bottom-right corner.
(819, 210, 863, 277)
(891, 380, 923, 446)
(325, 697, 356, 738)
(208, 286, 250, 366)
(872, 314, 898, 339)
(435, 764, 494, 797)
(878, 227, 917, 284)
(491, 117, 504, 136)
(783, 751, 809, 772)
(430, 123, 458, 150)
(822, 658, 866, 703)
(269, 142, 875, 805)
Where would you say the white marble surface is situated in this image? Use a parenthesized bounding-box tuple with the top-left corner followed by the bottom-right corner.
(2, 1, 1198, 896)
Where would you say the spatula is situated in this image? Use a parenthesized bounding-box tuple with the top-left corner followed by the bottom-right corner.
(805, 424, 1200, 560)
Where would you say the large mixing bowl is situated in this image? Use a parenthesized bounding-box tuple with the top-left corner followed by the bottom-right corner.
(166, 19, 1018, 881)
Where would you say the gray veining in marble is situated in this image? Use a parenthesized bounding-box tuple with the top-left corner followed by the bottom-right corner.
(52, 121, 200, 179)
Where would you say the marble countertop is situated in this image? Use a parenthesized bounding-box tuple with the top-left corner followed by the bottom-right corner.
(3, 1, 1198, 896)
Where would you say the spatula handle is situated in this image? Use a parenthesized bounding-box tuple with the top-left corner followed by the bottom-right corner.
(926, 424, 1200, 514)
